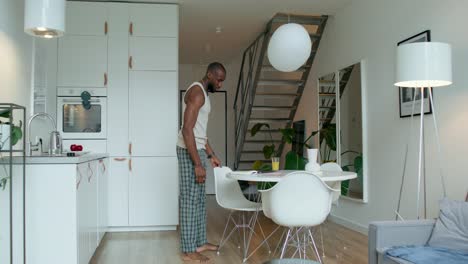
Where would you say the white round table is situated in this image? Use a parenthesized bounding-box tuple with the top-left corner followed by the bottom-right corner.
(227, 170, 357, 182)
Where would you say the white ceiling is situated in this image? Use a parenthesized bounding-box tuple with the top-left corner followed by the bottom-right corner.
(86, 0, 351, 64)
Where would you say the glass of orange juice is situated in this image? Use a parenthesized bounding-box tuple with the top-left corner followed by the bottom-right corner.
(271, 157, 280, 171)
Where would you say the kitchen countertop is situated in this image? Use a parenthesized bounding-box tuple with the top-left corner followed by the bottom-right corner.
(0, 152, 109, 164)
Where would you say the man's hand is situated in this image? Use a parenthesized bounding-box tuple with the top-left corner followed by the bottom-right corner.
(194, 165, 206, 184)
(210, 155, 221, 168)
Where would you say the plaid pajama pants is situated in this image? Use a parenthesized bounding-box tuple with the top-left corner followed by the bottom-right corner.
(177, 146, 208, 253)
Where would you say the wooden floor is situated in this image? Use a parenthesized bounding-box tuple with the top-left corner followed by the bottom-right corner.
(91, 196, 368, 264)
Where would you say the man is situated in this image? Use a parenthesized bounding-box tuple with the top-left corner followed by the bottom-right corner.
(176, 62, 226, 263)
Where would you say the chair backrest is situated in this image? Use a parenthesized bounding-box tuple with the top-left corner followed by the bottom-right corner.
(214, 166, 245, 209)
(265, 171, 333, 227)
(320, 162, 342, 203)
(320, 162, 342, 172)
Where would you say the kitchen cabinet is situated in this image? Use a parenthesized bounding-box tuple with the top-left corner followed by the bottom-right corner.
(129, 71, 178, 157)
(128, 4, 178, 37)
(107, 157, 129, 227)
(97, 158, 108, 243)
(107, 3, 130, 157)
(57, 35, 108, 88)
(129, 37, 177, 70)
(23, 155, 108, 264)
(66, 1, 108, 36)
(129, 157, 178, 226)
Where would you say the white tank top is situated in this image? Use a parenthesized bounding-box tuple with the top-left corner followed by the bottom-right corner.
(177, 82, 211, 149)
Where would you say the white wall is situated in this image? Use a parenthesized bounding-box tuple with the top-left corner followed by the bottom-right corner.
(0, 1, 33, 262)
(295, 0, 468, 233)
(0, 0, 32, 112)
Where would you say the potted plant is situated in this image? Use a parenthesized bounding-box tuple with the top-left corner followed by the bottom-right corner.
(0, 110, 23, 190)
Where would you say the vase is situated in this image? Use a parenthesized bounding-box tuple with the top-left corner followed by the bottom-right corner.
(305, 148, 321, 173)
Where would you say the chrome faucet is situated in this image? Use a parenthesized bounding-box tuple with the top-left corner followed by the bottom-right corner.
(27, 112, 60, 156)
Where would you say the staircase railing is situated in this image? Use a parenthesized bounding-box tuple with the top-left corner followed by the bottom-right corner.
(234, 23, 272, 169)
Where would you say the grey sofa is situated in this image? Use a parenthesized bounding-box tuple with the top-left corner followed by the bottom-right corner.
(368, 220, 436, 264)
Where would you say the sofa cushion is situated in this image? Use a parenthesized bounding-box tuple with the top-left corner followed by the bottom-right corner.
(427, 198, 468, 252)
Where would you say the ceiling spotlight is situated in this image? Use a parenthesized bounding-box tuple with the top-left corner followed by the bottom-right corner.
(215, 26, 222, 34)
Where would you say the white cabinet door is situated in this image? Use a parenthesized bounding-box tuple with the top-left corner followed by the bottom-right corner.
(129, 157, 178, 226)
(57, 35, 108, 88)
(108, 157, 129, 227)
(107, 3, 130, 156)
(76, 163, 89, 264)
(129, 37, 177, 71)
(97, 158, 108, 243)
(129, 71, 178, 156)
(129, 4, 177, 37)
(87, 160, 99, 253)
(66, 1, 108, 36)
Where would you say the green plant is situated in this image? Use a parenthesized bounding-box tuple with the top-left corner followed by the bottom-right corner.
(250, 123, 316, 169)
(340, 151, 363, 196)
(0, 110, 23, 147)
(316, 123, 337, 162)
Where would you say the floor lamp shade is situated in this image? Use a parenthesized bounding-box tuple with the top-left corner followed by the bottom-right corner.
(395, 42, 452, 88)
(24, 0, 66, 38)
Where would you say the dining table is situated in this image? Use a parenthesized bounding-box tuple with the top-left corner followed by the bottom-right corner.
(226, 169, 357, 262)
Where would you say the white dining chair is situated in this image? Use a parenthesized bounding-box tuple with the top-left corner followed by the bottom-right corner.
(214, 166, 271, 257)
(320, 162, 343, 204)
(259, 171, 339, 262)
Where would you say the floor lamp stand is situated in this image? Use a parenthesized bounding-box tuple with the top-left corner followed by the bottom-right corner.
(396, 87, 446, 220)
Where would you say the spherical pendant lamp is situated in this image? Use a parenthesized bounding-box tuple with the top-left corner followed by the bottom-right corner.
(24, 0, 66, 38)
(267, 23, 312, 72)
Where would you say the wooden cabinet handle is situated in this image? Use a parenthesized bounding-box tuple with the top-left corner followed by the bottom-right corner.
(129, 159, 132, 172)
(129, 56, 133, 69)
(87, 163, 94, 182)
(99, 159, 106, 172)
(113, 157, 127, 162)
(128, 142, 132, 155)
(129, 22, 133, 35)
(105, 21, 108, 35)
(104, 73, 108, 86)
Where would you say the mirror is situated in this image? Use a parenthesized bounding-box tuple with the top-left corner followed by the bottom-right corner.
(317, 72, 338, 163)
(337, 62, 366, 202)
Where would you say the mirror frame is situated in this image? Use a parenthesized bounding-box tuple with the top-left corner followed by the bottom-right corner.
(317, 60, 368, 203)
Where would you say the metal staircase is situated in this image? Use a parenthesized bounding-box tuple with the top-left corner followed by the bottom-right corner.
(234, 13, 328, 170)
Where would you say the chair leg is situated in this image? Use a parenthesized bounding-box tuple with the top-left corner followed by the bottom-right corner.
(255, 216, 271, 253)
(217, 211, 234, 255)
(280, 229, 292, 259)
(308, 228, 323, 264)
(273, 227, 287, 257)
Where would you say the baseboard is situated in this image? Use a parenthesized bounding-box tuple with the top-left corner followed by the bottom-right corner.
(107, 225, 177, 232)
(328, 214, 368, 235)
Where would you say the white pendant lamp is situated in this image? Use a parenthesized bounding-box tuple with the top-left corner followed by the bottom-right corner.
(267, 23, 312, 72)
(24, 0, 66, 38)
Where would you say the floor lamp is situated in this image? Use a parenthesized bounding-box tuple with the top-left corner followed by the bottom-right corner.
(394, 42, 452, 219)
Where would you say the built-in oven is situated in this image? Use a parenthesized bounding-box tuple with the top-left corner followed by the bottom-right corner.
(57, 88, 107, 139)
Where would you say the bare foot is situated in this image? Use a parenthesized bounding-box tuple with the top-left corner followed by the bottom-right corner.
(196, 243, 219, 253)
(181, 252, 211, 263)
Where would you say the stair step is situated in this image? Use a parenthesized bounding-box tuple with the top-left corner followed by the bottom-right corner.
(241, 150, 265, 154)
(244, 139, 282, 143)
(249, 118, 291, 123)
(272, 14, 325, 26)
(255, 92, 299, 97)
(258, 79, 304, 86)
(319, 93, 336, 97)
(252, 105, 295, 111)
(247, 129, 281, 133)
(320, 118, 333, 121)
(239, 160, 270, 164)
(319, 106, 336, 109)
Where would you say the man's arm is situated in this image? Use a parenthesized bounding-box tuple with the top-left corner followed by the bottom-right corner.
(182, 87, 206, 183)
(205, 140, 221, 167)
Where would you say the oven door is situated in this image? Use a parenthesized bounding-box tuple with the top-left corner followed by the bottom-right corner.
(57, 97, 107, 139)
